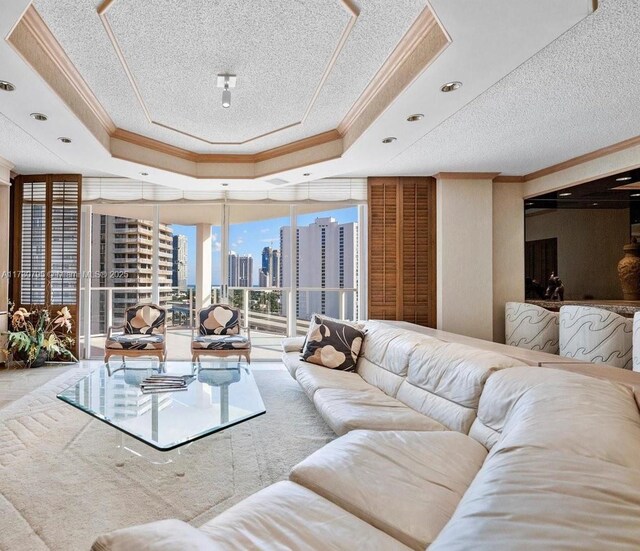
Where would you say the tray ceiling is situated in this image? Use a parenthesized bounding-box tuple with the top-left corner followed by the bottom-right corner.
(32, 0, 430, 154)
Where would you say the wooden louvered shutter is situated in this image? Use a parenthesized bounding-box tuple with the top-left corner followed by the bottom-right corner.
(367, 177, 436, 327)
(12, 175, 81, 357)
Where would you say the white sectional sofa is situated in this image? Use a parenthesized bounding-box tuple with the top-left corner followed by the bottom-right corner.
(93, 321, 640, 550)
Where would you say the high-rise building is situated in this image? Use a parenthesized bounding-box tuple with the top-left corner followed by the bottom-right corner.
(228, 252, 253, 287)
(259, 246, 280, 287)
(90, 215, 174, 331)
(239, 255, 253, 287)
(228, 252, 238, 286)
(172, 234, 187, 290)
(280, 217, 357, 320)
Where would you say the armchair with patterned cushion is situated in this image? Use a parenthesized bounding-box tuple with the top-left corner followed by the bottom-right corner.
(192, 304, 251, 364)
(104, 304, 167, 363)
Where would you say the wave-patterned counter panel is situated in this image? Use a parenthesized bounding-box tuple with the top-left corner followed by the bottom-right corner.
(633, 313, 640, 373)
(559, 306, 633, 370)
(505, 302, 560, 354)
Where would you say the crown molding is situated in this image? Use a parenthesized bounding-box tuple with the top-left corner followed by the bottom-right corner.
(493, 175, 525, 183)
(340, 6, 449, 150)
(435, 172, 501, 180)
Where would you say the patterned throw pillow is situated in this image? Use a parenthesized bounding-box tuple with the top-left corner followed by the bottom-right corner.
(301, 314, 365, 371)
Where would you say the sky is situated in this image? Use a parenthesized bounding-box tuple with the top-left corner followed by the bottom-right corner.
(173, 206, 358, 286)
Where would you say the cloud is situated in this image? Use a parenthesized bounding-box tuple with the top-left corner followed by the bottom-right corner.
(260, 228, 270, 234)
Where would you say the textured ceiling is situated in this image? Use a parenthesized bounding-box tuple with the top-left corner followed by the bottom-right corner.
(32, 0, 429, 153)
(359, 0, 640, 177)
(0, 113, 111, 176)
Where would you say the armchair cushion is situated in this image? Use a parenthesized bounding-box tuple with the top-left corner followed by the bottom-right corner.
(106, 334, 164, 350)
(199, 305, 241, 335)
(192, 335, 251, 350)
(125, 305, 166, 335)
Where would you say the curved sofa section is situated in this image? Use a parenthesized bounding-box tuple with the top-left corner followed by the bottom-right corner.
(93, 321, 640, 550)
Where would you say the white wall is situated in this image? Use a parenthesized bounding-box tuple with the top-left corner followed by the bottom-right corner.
(0, 156, 13, 313)
(437, 177, 494, 340)
(526, 209, 629, 300)
(493, 182, 525, 342)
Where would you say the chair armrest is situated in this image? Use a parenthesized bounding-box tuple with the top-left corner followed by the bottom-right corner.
(106, 324, 125, 338)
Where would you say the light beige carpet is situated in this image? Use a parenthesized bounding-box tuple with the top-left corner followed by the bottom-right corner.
(0, 367, 334, 551)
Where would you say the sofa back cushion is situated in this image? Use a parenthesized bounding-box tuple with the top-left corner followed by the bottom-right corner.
(396, 341, 525, 434)
(356, 321, 440, 397)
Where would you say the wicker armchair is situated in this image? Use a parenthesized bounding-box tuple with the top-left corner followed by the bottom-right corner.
(191, 304, 251, 364)
(104, 304, 167, 363)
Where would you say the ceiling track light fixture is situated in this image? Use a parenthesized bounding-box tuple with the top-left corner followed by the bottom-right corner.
(217, 74, 236, 109)
(0, 80, 15, 92)
(139, 172, 149, 176)
(407, 114, 424, 122)
(440, 81, 462, 93)
(30, 112, 48, 121)
(303, 172, 311, 177)
(57, 137, 72, 144)
(382, 137, 397, 144)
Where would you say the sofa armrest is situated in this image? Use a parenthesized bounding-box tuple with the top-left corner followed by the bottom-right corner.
(91, 519, 213, 551)
(282, 336, 306, 353)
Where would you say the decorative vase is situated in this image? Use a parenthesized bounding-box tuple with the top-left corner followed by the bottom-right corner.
(617, 238, 640, 300)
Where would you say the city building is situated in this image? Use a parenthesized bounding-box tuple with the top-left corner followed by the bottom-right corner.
(228, 252, 253, 287)
(259, 246, 280, 287)
(172, 234, 187, 290)
(90, 215, 173, 330)
(280, 217, 357, 320)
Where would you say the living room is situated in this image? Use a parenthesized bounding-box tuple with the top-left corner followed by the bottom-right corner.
(1, 0, 640, 549)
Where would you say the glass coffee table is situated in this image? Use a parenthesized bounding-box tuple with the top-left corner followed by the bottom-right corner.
(57, 360, 266, 461)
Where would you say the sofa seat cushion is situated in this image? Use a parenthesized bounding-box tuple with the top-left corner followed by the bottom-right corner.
(281, 351, 308, 378)
(91, 519, 216, 550)
(430, 447, 640, 551)
(192, 334, 250, 350)
(291, 430, 487, 550)
(396, 340, 524, 433)
(105, 333, 164, 350)
(313, 387, 446, 436)
(296, 364, 373, 399)
(199, 481, 412, 551)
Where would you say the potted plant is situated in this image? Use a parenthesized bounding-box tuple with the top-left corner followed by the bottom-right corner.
(3, 304, 77, 368)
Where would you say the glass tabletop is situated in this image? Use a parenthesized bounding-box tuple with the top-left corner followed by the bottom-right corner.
(57, 360, 266, 451)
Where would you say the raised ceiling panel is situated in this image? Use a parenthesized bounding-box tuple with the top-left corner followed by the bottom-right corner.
(31, 0, 430, 153)
(104, 0, 351, 144)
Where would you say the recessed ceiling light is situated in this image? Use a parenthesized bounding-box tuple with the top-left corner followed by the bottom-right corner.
(0, 81, 15, 92)
(440, 81, 462, 93)
(57, 137, 72, 144)
(221, 183, 229, 187)
(30, 113, 47, 121)
(382, 137, 397, 144)
(407, 114, 424, 122)
(303, 173, 311, 177)
(525, 202, 534, 206)
(139, 172, 149, 176)
(558, 192, 572, 197)
(616, 176, 633, 182)
(592, 202, 599, 206)
(631, 193, 640, 197)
